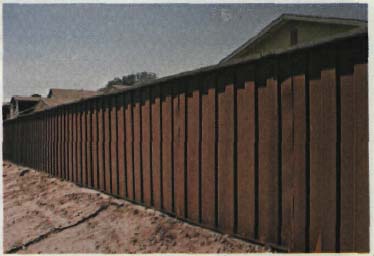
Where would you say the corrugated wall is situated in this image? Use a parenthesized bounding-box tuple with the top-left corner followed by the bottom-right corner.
(3, 34, 369, 252)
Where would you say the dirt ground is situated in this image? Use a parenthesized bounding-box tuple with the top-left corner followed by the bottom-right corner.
(3, 161, 270, 254)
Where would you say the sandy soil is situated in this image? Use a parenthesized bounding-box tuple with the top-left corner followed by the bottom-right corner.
(3, 161, 270, 254)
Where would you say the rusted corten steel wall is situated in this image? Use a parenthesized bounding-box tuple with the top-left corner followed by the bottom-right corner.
(3, 33, 369, 253)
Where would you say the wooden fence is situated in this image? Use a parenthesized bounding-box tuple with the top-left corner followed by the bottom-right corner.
(3, 32, 369, 252)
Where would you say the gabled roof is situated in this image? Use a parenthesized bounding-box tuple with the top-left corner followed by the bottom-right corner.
(47, 88, 97, 99)
(34, 98, 73, 112)
(10, 96, 41, 103)
(219, 13, 367, 63)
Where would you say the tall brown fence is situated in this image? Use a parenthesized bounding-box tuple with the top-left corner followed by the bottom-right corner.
(3, 32, 369, 252)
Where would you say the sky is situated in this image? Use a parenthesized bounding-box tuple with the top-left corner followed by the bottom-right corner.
(3, 3, 367, 102)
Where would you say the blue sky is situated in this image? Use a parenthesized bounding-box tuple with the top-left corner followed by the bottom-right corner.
(3, 3, 367, 101)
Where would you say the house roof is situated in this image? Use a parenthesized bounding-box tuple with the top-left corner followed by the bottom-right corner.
(219, 13, 367, 64)
(47, 88, 98, 99)
(34, 96, 88, 112)
(11, 96, 41, 103)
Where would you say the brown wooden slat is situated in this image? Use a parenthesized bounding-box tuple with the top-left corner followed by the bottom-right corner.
(161, 85, 173, 213)
(111, 96, 119, 196)
(125, 93, 135, 201)
(69, 107, 74, 181)
(338, 43, 355, 252)
(217, 70, 235, 234)
(142, 88, 152, 206)
(173, 83, 186, 219)
(151, 85, 162, 209)
(92, 100, 99, 189)
(236, 66, 256, 239)
(290, 53, 308, 252)
(63, 109, 68, 180)
(81, 104, 86, 186)
(201, 76, 216, 229)
(117, 94, 126, 198)
(309, 46, 337, 252)
(353, 49, 369, 252)
(279, 56, 293, 248)
(186, 80, 200, 223)
(56, 110, 61, 178)
(73, 105, 78, 182)
(257, 59, 279, 244)
(133, 90, 142, 202)
(77, 105, 82, 185)
(86, 101, 92, 187)
(104, 98, 111, 194)
(98, 99, 106, 191)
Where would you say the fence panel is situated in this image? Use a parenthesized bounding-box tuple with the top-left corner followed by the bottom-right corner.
(2, 34, 368, 253)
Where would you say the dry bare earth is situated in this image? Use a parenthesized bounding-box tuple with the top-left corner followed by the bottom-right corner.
(3, 161, 270, 254)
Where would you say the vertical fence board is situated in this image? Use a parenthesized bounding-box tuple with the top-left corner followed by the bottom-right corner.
(77, 105, 82, 185)
(92, 100, 99, 189)
(142, 88, 152, 206)
(173, 83, 186, 219)
(151, 85, 162, 209)
(133, 91, 142, 202)
(217, 70, 235, 234)
(309, 46, 337, 252)
(81, 104, 87, 186)
(236, 66, 256, 239)
(68, 107, 74, 181)
(98, 99, 106, 191)
(338, 43, 355, 252)
(86, 101, 92, 187)
(280, 57, 293, 248)
(125, 93, 134, 201)
(161, 86, 173, 213)
(290, 53, 308, 252)
(117, 94, 126, 198)
(111, 96, 119, 196)
(63, 109, 68, 180)
(104, 98, 111, 194)
(352, 46, 369, 252)
(201, 76, 216, 229)
(72, 105, 78, 182)
(257, 59, 279, 244)
(186, 81, 200, 222)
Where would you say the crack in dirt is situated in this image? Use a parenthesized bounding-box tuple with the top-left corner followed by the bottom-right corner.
(6, 201, 123, 254)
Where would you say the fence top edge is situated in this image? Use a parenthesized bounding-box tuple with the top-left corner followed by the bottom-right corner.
(3, 28, 367, 124)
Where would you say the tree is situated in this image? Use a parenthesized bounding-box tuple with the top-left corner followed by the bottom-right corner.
(121, 72, 157, 85)
(106, 77, 123, 87)
(101, 72, 157, 93)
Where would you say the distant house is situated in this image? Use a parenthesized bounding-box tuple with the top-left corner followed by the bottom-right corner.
(219, 14, 367, 64)
(34, 88, 98, 112)
(9, 95, 42, 119)
(2, 103, 11, 121)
